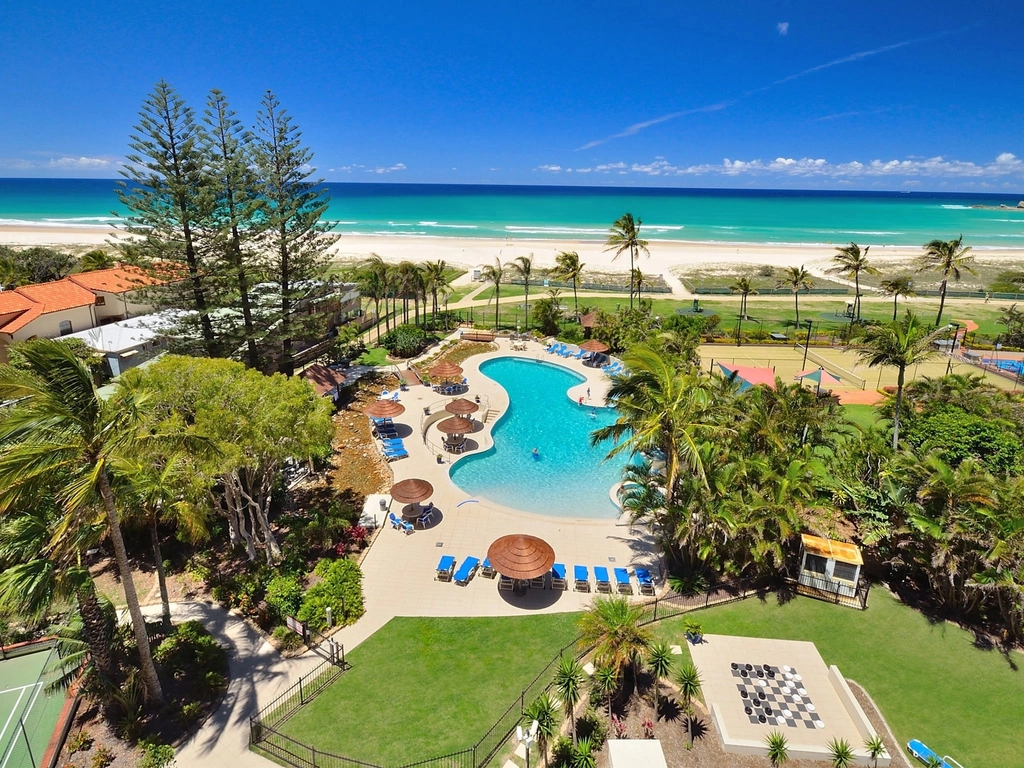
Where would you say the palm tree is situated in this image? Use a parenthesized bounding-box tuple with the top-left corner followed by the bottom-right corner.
(880, 275, 916, 321)
(481, 258, 505, 330)
(776, 265, 815, 326)
(577, 595, 651, 681)
(395, 261, 421, 325)
(511, 255, 535, 330)
(420, 260, 451, 328)
(863, 734, 887, 767)
(0, 340, 166, 701)
(605, 213, 649, 309)
(765, 730, 789, 766)
(646, 641, 673, 718)
(572, 738, 596, 768)
(553, 655, 585, 744)
(359, 254, 389, 340)
(857, 311, 942, 449)
(730, 276, 758, 319)
(590, 664, 618, 725)
(554, 251, 585, 319)
(522, 694, 559, 768)
(828, 243, 879, 322)
(631, 268, 645, 304)
(79, 249, 115, 272)
(827, 738, 855, 768)
(675, 663, 702, 746)
(919, 235, 975, 326)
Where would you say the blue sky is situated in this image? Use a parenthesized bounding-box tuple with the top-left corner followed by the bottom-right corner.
(0, 1, 1021, 190)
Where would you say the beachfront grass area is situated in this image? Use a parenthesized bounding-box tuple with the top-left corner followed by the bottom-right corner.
(843, 404, 881, 430)
(278, 614, 580, 765)
(654, 590, 1024, 768)
(355, 346, 390, 366)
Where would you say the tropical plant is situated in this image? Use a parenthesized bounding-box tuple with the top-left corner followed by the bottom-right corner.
(776, 265, 814, 326)
(523, 694, 559, 768)
(358, 254, 390, 341)
(553, 656, 586, 744)
(0, 340, 169, 701)
(554, 251, 584, 318)
(605, 213, 649, 309)
(919, 235, 975, 326)
(79, 249, 115, 272)
(828, 243, 878, 321)
(765, 730, 789, 766)
(572, 737, 596, 768)
(511, 255, 535, 330)
(674, 663, 702, 746)
(729, 276, 758, 319)
(420, 260, 452, 327)
(590, 665, 618, 725)
(577, 595, 651, 679)
(827, 737, 855, 768)
(481, 258, 505, 330)
(880, 275, 916, 321)
(856, 311, 942, 449)
(645, 641, 673, 717)
(863, 734, 887, 767)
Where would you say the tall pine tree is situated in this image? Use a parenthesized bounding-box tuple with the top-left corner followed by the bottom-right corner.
(250, 91, 333, 376)
(202, 89, 263, 369)
(117, 81, 220, 358)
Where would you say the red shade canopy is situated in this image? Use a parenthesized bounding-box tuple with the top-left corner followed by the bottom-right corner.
(486, 534, 556, 581)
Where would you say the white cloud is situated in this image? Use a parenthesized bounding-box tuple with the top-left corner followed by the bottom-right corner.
(47, 156, 111, 169)
(537, 164, 562, 172)
(369, 163, 406, 174)
(777, 22, 789, 36)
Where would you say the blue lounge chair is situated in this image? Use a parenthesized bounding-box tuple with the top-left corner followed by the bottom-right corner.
(371, 417, 393, 426)
(546, 343, 562, 355)
(389, 513, 413, 533)
(383, 449, 408, 462)
(614, 567, 632, 594)
(635, 567, 656, 596)
(481, 557, 496, 578)
(572, 348, 587, 359)
(559, 346, 574, 358)
(594, 566, 612, 593)
(381, 436, 404, 445)
(551, 563, 567, 590)
(436, 555, 455, 581)
(453, 556, 480, 586)
(907, 741, 962, 768)
(574, 565, 590, 592)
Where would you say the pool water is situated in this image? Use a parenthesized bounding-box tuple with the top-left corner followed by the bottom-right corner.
(449, 357, 628, 518)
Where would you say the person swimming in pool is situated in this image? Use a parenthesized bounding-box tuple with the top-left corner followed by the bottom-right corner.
(531, 447, 539, 458)
(589, 408, 597, 418)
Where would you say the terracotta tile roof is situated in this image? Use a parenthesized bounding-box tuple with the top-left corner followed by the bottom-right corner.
(68, 266, 164, 294)
(300, 364, 348, 397)
(0, 291, 36, 316)
(1, 280, 97, 335)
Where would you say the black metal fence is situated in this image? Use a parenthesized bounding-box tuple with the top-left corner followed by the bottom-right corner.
(791, 573, 870, 610)
(249, 578, 775, 768)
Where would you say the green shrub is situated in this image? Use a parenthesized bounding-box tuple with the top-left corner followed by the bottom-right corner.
(265, 575, 305, 621)
(272, 625, 306, 650)
(175, 701, 203, 726)
(551, 736, 573, 768)
(297, 558, 365, 632)
(138, 739, 176, 768)
(66, 730, 93, 754)
(153, 620, 228, 695)
(576, 708, 608, 749)
(380, 324, 428, 357)
(89, 745, 114, 768)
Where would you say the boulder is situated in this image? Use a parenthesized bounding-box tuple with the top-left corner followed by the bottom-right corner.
(1017, 200, 1024, 208)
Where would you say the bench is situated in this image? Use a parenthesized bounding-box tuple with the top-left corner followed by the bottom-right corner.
(460, 331, 496, 343)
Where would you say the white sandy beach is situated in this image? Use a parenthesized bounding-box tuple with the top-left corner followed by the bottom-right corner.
(4, 224, 1024, 280)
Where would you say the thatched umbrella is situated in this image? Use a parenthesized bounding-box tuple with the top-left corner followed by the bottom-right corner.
(430, 361, 464, 381)
(390, 478, 433, 504)
(445, 398, 480, 416)
(580, 339, 609, 353)
(437, 416, 474, 435)
(486, 535, 556, 588)
(364, 399, 406, 419)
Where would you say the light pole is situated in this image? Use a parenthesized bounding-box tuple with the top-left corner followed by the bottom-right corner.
(801, 319, 814, 371)
(517, 720, 539, 768)
(946, 322, 961, 376)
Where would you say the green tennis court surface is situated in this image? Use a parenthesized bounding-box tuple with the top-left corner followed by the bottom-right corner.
(0, 644, 67, 768)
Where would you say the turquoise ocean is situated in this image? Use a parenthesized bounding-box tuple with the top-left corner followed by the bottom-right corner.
(2, 178, 1024, 247)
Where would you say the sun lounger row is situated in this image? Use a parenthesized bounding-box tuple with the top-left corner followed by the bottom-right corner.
(435, 554, 481, 585)
(435, 557, 656, 596)
(372, 419, 408, 461)
(569, 565, 656, 595)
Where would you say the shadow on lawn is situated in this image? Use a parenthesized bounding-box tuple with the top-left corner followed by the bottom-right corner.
(496, 585, 566, 610)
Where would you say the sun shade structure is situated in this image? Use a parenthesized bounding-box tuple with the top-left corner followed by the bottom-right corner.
(430, 361, 464, 380)
(717, 363, 777, 393)
(437, 416, 474, 434)
(445, 398, 480, 416)
(486, 534, 556, 581)
(795, 368, 842, 388)
(364, 399, 407, 419)
(580, 339, 610, 353)
(390, 478, 434, 504)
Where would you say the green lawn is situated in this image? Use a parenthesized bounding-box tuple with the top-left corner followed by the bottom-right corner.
(355, 346, 390, 366)
(279, 614, 580, 765)
(843, 404, 881, 430)
(653, 590, 1024, 768)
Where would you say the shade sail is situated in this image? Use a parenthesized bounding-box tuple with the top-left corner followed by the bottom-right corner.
(430, 361, 464, 380)
(364, 400, 407, 419)
(795, 367, 842, 387)
(445, 398, 480, 416)
(390, 478, 434, 504)
(580, 339, 609, 353)
(437, 416, 474, 434)
(486, 534, 556, 581)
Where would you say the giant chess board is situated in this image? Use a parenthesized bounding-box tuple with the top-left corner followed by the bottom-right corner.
(731, 661, 825, 730)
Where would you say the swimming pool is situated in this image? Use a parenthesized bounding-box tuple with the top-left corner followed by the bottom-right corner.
(449, 357, 628, 518)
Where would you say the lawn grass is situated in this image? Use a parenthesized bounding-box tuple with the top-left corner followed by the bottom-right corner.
(843, 404, 881, 430)
(355, 346, 390, 366)
(279, 614, 581, 765)
(653, 590, 1024, 767)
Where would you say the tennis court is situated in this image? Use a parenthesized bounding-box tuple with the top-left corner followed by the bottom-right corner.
(0, 643, 68, 768)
